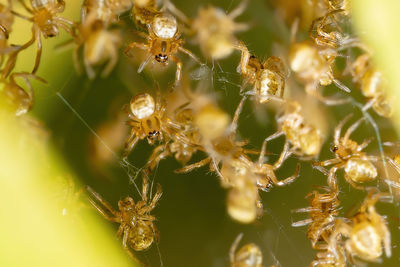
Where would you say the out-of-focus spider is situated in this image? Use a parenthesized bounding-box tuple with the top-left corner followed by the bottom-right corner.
(292, 180, 340, 249)
(289, 40, 350, 105)
(123, 91, 167, 158)
(266, 101, 323, 158)
(328, 189, 391, 264)
(125, 12, 201, 87)
(230, 233, 263, 267)
(220, 158, 263, 224)
(175, 97, 256, 176)
(4, 0, 75, 75)
(192, 0, 249, 60)
(0, 72, 46, 116)
(86, 175, 162, 264)
(236, 41, 287, 104)
(132, 0, 159, 28)
(73, 12, 122, 79)
(350, 53, 393, 117)
(314, 115, 378, 189)
(81, 0, 132, 24)
(175, 98, 262, 223)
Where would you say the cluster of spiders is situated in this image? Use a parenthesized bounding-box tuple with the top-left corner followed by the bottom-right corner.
(2, 0, 400, 266)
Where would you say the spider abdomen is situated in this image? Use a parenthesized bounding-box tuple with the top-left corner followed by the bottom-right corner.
(344, 158, 377, 183)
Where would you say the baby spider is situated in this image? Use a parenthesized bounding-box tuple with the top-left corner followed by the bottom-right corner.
(131, 0, 159, 28)
(328, 189, 391, 264)
(4, 0, 75, 75)
(123, 91, 170, 158)
(0, 72, 46, 116)
(86, 175, 162, 264)
(325, 0, 351, 15)
(292, 179, 340, 249)
(253, 136, 300, 192)
(81, 0, 132, 24)
(289, 40, 351, 105)
(192, 0, 249, 60)
(145, 106, 202, 173)
(230, 233, 263, 267)
(236, 42, 287, 104)
(175, 99, 262, 223)
(125, 12, 201, 88)
(73, 12, 122, 79)
(314, 115, 378, 189)
(0, 1, 19, 64)
(350, 53, 393, 117)
(266, 101, 323, 158)
(220, 157, 263, 224)
(309, 9, 359, 50)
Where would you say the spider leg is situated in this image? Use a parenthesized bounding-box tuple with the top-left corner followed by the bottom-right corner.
(178, 46, 202, 65)
(171, 55, 182, 88)
(229, 0, 249, 19)
(229, 233, 243, 264)
(123, 133, 140, 159)
(100, 37, 119, 78)
(85, 186, 119, 222)
(31, 27, 42, 74)
(17, 0, 33, 13)
(141, 175, 150, 203)
(124, 41, 148, 56)
(146, 144, 171, 173)
(292, 218, 313, 227)
(229, 96, 247, 134)
(343, 117, 365, 142)
(174, 157, 211, 173)
(271, 163, 300, 186)
(144, 184, 162, 212)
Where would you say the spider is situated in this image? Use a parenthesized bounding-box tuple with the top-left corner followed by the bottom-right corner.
(175, 98, 262, 223)
(73, 12, 122, 79)
(265, 101, 323, 158)
(253, 136, 300, 192)
(325, 0, 350, 15)
(145, 106, 202, 173)
(81, 0, 132, 24)
(289, 39, 351, 105)
(292, 181, 340, 249)
(0, 1, 19, 65)
(313, 114, 378, 190)
(131, 0, 159, 28)
(175, 97, 257, 177)
(328, 189, 391, 264)
(236, 41, 287, 104)
(125, 12, 201, 88)
(191, 0, 249, 60)
(221, 157, 263, 224)
(123, 91, 168, 158)
(308, 9, 358, 50)
(230, 233, 263, 267)
(4, 0, 75, 75)
(86, 175, 162, 264)
(0, 72, 46, 116)
(350, 53, 393, 117)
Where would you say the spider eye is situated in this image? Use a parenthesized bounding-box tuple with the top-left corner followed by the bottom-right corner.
(155, 54, 168, 63)
(331, 145, 339, 152)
